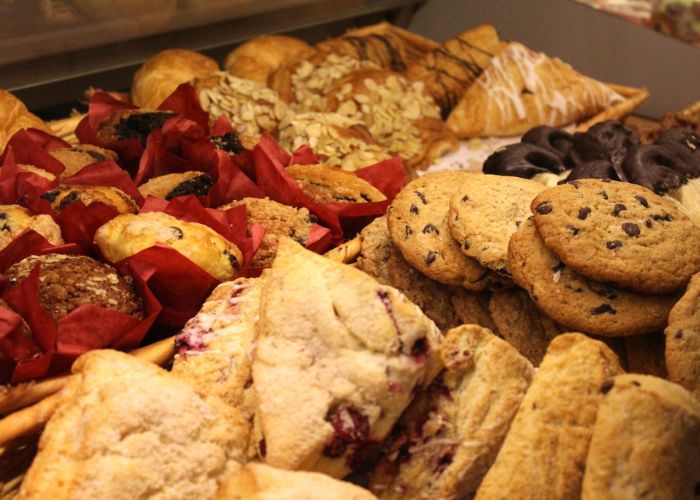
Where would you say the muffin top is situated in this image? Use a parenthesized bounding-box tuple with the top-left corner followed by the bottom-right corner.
(6, 254, 144, 322)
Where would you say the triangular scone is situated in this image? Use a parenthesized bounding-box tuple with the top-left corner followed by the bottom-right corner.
(216, 463, 377, 500)
(370, 325, 534, 499)
(446, 43, 624, 138)
(18, 350, 247, 500)
(404, 24, 505, 119)
(253, 238, 442, 478)
(171, 276, 262, 455)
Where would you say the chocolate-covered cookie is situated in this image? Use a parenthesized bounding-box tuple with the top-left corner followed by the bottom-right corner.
(521, 125, 573, 156)
(483, 143, 566, 178)
(622, 144, 692, 194)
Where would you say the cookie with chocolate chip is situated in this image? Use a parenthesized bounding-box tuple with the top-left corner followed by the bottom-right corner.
(531, 179, 700, 294)
(448, 174, 543, 272)
(664, 272, 700, 400)
(387, 172, 489, 290)
(508, 218, 677, 336)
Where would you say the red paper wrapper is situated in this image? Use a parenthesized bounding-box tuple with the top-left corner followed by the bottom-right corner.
(0, 129, 66, 177)
(251, 133, 404, 242)
(0, 148, 58, 206)
(0, 257, 161, 383)
(0, 230, 81, 273)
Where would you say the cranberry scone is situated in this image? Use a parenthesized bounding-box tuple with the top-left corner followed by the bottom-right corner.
(370, 324, 534, 499)
(253, 238, 442, 478)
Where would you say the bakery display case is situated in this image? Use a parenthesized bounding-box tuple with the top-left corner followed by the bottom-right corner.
(0, 0, 699, 498)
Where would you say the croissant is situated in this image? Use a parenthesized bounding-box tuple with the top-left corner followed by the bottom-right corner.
(446, 43, 624, 138)
(0, 89, 52, 152)
(224, 35, 314, 85)
(404, 24, 505, 119)
(131, 49, 219, 109)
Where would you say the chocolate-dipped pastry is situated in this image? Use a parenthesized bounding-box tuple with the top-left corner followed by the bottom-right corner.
(521, 125, 573, 157)
(483, 143, 566, 178)
(654, 128, 700, 176)
(563, 160, 618, 183)
(622, 144, 691, 194)
(567, 120, 639, 180)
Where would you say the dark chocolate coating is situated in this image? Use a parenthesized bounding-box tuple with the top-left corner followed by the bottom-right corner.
(622, 144, 691, 194)
(654, 128, 700, 177)
(521, 125, 573, 157)
(483, 143, 566, 177)
(165, 174, 214, 200)
(567, 120, 639, 180)
(563, 160, 618, 184)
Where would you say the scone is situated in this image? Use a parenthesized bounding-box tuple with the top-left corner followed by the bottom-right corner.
(216, 463, 376, 500)
(253, 238, 442, 478)
(138, 171, 213, 200)
(277, 112, 390, 171)
(172, 277, 261, 455)
(49, 145, 119, 179)
(193, 72, 289, 149)
(286, 163, 386, 204)
(582, 374, 700, 500)
(18, 350, 247, 500)
(370, 325, 534, 499)
(475, 333, 623, 500)
(223, 35, 314, 85)
(131, 49, 219, 109)
(326, 68, 458, 169)
(219, 197, 313, 269)
(41, 184, 139, 214)
(94, 211, 243, 281)
(5, 253, 144, 322)
(0, 204, 63, 250)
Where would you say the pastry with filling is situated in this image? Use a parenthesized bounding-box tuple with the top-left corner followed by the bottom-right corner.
(41, 184, 139, 214)
(138, 171, 213, 200)
(0, 89, 52, 152)
(0, 204, 63, 250)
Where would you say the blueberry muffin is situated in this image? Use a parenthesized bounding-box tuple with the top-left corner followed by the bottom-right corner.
(5, 253, 144, 322)
(41, 185, 139, 214)
(0, 204, 64, 251)
(138, 171, 213, 200)
(94, 211, 243, 281)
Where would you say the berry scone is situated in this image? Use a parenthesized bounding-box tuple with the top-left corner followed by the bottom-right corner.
(252, 238, 442, 478)
(370, 324, 534, 499)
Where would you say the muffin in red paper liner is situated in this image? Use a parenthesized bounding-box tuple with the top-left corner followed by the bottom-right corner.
(252, 133, 404, 242)
(95, 195, 263, 326)
(0, 253, 160, 383)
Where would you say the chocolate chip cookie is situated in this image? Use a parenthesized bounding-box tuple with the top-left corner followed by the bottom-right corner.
(387, 172, 489, 290)
(531, 179, 700, 294)
(448, 174, 543, 272)
(664, 272, 700, 399)
(508, 218, 677, 336)
(356, 216, 460, 332)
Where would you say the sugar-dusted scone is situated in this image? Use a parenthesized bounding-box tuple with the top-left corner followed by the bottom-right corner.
(447, 43, 624, 138)
(224, 35, 314, 85)
(371, 325, 534, 499)
(194, 72, 290, 149)
(216, 463, 377, 500)
(0, 89, 52, 151)
(356, 216, 460, 332)
(253, 238, 442, 478)
(131, 49, 219, 109)
(387, 172, 490, 290)
(665, 272, 700, 399)
(508, 218, 677, 336)
(531, 179, 700, 294)
(138, 171, 213, 200)
(448, 173, 543, 272)
(404, 24, 504, 118)
(49, 144, 119, 179)
(277, 112, 390, 171)
(286, 163, 386, 203)
(18, 350, 247, 500)
(488, 288, 561, 366)
(475, 333, 623, 500)
(0, 204, 63, 250)
(41, 184, 139, 214)
(582, 374, 700, 500)
(94, 211, 243, 281)
(327, 68, 458, 169)
(172, 277, 261, 457)
(219, 197, 314, 269)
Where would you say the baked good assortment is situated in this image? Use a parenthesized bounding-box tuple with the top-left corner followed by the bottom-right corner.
(1, 18, 698, 500)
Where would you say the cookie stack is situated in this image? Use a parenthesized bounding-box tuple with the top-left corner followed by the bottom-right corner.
(510, 178, 700, 337)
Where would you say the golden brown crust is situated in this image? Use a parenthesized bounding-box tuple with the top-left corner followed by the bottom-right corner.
(41, 184, 138, 215)
(224, 35, 314, 85)
(49, 145, 118, 179)
(0, 89, 52, 152)
(286, 163, 386, 204)
(131, 49, 219, 109)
